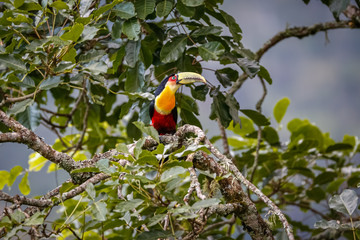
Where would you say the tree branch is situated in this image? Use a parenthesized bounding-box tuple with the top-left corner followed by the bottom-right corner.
(228, 20, 358, 95)
(0, 110, 77, 173)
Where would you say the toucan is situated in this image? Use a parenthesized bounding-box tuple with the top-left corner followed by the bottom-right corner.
(149, 72, 206, 135)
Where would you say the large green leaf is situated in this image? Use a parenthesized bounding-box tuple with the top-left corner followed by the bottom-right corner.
(191, 26, 222, 37)
(329, 189, 358, 216)
(16, 105, 41, 130)
(122, 18, 141, 41)
(240, 109, 270, 126)
(258, 65, 272, 84)
(219, 9, 242, 42)
(160, 166, 187, 182)
(91, 201, 108, 221)
(273, 97, 290, 124)
(19, 172, 30, 195)
(135, 0, 156, 19)
(198, 41, 225, 61)
(156, 0, 173, 17)
(116, 199, 144, 212)
(209, 90, 232, 127)
(114, 1, 136, 19)
(125, 61, 145, 92)
(160, 34, 187, 63)
(39, 76, 62, 90)
(132, 121, 159, 142)
(0, 171, 10, 189)
(0, 54, 27, 73)
(61, 23, 84, 42)
(215, 68, 239, 87)
(8, 166, 23, 187)
(79, 0, 93, 17)
(7, 99, 33, 116)
(125, 40, 141, 68)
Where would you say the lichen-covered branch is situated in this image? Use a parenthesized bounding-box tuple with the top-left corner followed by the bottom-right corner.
(0, 110, 77, 173)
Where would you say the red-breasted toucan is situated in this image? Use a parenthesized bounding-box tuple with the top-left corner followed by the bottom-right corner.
(149, 72, 206, 135)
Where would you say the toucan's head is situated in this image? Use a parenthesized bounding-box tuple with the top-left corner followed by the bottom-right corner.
(154, 72, 206, 96)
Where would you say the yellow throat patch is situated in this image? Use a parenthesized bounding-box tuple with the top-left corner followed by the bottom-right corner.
(155, 85, 177, 115)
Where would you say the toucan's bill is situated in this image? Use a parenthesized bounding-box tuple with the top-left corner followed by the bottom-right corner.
(176, 72, 206, 85)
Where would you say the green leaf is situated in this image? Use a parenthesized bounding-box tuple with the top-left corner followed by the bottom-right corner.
(156, 0, 173, 17)
(227, 116, 255, 137)
(225, 94, 241, 125)
(51, 1, 69, 10)
(314, 220, 340, 229)
(192, 198, 220, 209)
(258, 65, 272, 84)
(134, 137, 146, 159)
(273, 97, 290, 124)
(329, 189, 358, 216)
(62, 47, 76, 63)
(92, 201, 108, 221)
(112, 20, 123, 39)
(19, 172, 30, 195)
(61, 23, 84, 42)
(81, 26, 98, 41)
(39, 76, 62, 90)
(28, 153, 47, 172)
(132, 121, 159, 142)
(147, 214, 167, 227)
(181, 0, 204, 7)
(326, 143, 353, 153)
(160, 166, 187, 182)
(306, 187, 326, 203)
(0, 54, 27, 73)
(17, 103, 41, 130)
(173, 144, 208, 158)
(85, 61, 107, 75)
(160, 34, 187, 63)
(116, 143, 130, 154)
(10, 209, 25, 224)
(240, 109, 270, 126)
(8, 166, 23, 187)
(125, 40, 141, 68)
(122, 18, 141, 41)
(176, 0, 195, 17)
(137, 230, 174, 240)
(263, 126, 280, 145)
(23, 212, 44, 226)
(191, 26, 222, 37)
(7, 99, 33, 116)
(116, 199, 144, 212)
(0, 171, 10, 189)
(314, 172, 337, 185)
(199, 41, 225, 61)
(135, 0, 155, 19)
(13, 0, 24, 8)
(209, 89, 232, 127)
(114, 1, 136, 19)
(79, 49, 106, 63)
(125, 61, 145, 92)
(79, 0, 93, 17)
(326, 178, 346, 193)
(215, 68, 239, 88)
(191, 85, 209, 101)
(85, 182, 96, 200)
(219, 9, 242, 42)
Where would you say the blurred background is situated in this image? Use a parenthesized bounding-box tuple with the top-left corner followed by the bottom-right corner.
(1, 0, 360, 231)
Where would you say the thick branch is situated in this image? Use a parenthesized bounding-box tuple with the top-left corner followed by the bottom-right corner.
(0, 110, 77, 173)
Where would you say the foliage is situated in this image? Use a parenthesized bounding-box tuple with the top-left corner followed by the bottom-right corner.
(0, 0, 359, 239)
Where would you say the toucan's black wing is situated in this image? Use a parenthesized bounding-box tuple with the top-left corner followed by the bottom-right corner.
(149, 100, 155, 119)
(171, 105, 177, 124)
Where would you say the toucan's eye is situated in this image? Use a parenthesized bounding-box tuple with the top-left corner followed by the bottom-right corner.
(172, 76, 176, 80)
